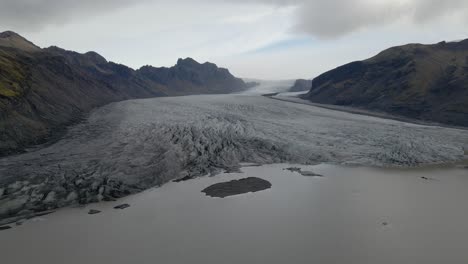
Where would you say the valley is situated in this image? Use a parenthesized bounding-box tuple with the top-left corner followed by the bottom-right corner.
(1, 92, 466, 222)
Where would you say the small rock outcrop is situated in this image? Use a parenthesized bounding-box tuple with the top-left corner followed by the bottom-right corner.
(202, 177, 271, 198)
(299, 171, 323, 177)
(284, 167, 323, 177)
(289, 79, 312, 92)
(113, 204, 130, 210)
(0, 225, 12, 231)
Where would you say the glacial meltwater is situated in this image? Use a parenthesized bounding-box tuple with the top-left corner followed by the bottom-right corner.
(1, 164, 468, 264)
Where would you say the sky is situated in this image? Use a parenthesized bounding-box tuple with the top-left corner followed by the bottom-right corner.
(0, 0, 467, 79)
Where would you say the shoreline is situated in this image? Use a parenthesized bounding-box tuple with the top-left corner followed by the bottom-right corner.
(1, 161, 466, 226)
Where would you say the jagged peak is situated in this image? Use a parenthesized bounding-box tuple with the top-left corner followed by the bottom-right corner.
(0, 30, 41, 52)
(45, 45, 66, 52)
(176, 57, 200, 66)
(84, 51, 108, 64)
(448, 38, 468, 48)
(44, 46, 108, 65)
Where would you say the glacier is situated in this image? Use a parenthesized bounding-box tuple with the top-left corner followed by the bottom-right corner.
(0, 94, 467, 220)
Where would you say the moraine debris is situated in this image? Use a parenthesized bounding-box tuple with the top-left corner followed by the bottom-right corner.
(173, 176, 194, 183)
(114, 204, 130, 210)
(0, 225, 12, 231)
(420, 176, 438, 181)
(284, 167, 323, 177)
(284, 167, 302, 172)
(299, 171, 324, 177)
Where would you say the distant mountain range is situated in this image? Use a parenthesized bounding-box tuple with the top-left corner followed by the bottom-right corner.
(303, 39, 468, 127)
(0, 31, 253, 156)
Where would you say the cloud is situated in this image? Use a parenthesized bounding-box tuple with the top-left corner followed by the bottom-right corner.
(227, 0, 468, 38)
(1, 0, 467, 37)
(412, 0, 468, 22)
(0, 0, 142, 31)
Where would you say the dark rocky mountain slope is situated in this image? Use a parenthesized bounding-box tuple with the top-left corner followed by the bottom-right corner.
(0, 31, 250, 156)
(137, 58, 249, 95)
(289, 79, 312, 92)
(304, 39, 468, 126)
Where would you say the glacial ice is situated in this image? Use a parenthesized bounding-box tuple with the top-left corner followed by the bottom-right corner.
(0, 94, 467, 219)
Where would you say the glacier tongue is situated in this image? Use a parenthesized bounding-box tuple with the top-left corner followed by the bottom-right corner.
(0, 94, 467, 219)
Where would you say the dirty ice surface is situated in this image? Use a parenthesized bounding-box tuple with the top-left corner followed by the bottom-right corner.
(0, 94, 467, 219)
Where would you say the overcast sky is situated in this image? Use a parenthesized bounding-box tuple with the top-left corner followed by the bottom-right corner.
(0, 0, 467, 79)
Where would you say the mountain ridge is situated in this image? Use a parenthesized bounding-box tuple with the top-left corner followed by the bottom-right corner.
(303, 38, 468, 127)
(0, 31, 251, 156)
(0, 31, 41, 52)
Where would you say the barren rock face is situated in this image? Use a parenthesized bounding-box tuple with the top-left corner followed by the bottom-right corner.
(290, 79, 312, 92)
(0, 95, 467, 220)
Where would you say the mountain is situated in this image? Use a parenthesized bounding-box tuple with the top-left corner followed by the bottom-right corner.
(0, 31, 41, 52)
(289, 79, 312, 92)
(0, 31, 250, 156)
(137, 58, 248, 95)
(303, 39, 468, 127)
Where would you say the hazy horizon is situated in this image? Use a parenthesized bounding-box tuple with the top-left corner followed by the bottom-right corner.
(1, 0, 467, 79)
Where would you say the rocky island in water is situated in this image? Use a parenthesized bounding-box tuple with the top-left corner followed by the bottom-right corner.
(202, 177, 272, 198)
